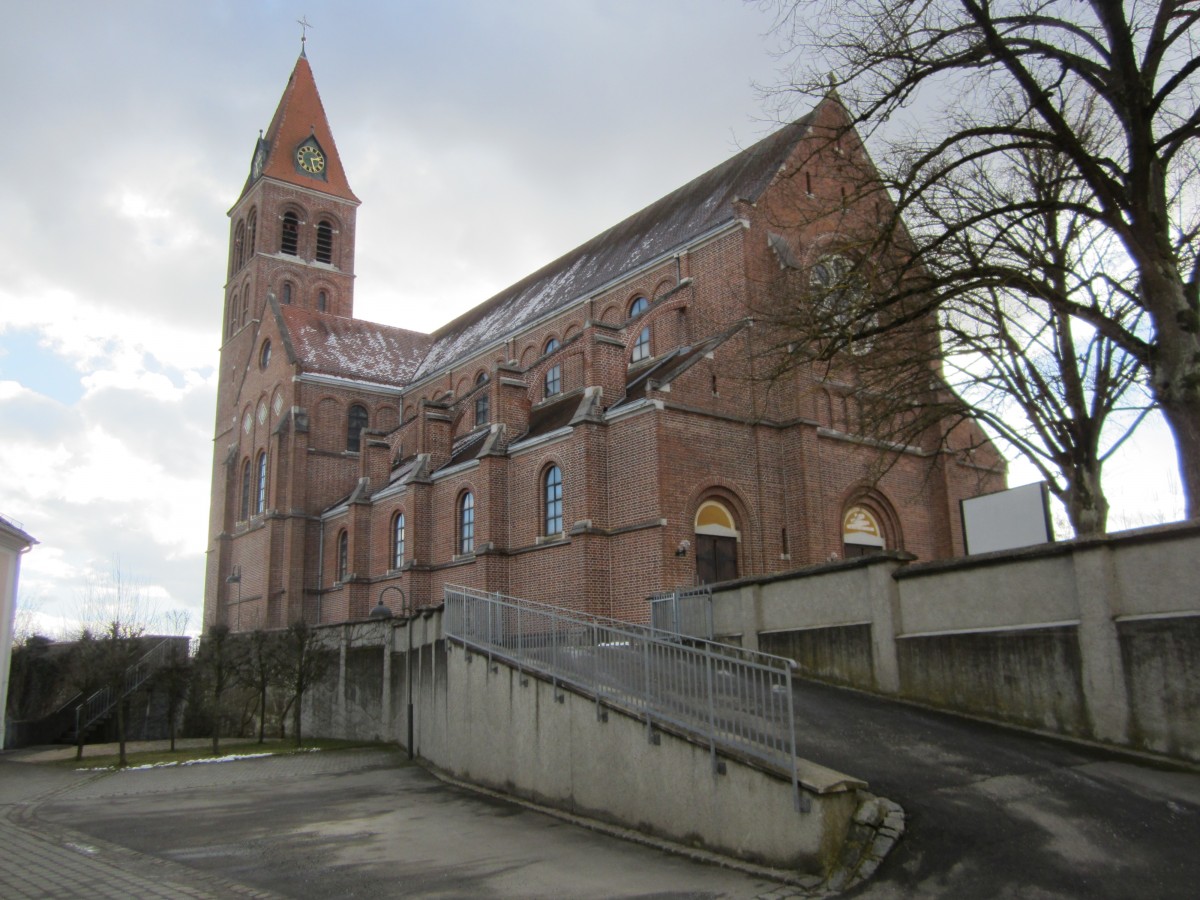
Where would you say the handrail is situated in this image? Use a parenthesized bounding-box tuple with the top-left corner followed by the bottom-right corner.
(443, 585, 802, 810)
(73, 637, 179, 737)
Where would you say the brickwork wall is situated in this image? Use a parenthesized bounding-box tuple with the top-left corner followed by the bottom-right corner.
(206, 94, 1006, 632)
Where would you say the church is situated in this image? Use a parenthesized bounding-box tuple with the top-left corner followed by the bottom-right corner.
(203, 51, 1004, 631)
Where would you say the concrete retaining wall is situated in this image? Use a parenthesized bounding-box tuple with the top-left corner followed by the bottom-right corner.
(713, 521, 1200, 761)
(304, 612, 864, 874)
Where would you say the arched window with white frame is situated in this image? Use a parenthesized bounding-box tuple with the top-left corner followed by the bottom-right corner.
(459, 491, 475, 555)
(254, 450, 268, 515)
(629, 296, 651, 362)
(392, 512, 405, 569)
(544, 465, 563, 536)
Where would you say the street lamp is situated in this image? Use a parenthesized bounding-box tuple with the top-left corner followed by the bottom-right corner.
(378, 585, 413, 760)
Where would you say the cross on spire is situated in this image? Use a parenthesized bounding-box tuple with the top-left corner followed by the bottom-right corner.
(298, 16, 314, 56)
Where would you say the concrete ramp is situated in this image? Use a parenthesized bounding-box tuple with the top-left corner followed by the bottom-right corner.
(425, 639, 864, 875)
(305, 597, 870, 877)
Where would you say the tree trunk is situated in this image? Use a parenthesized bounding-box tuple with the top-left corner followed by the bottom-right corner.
(1140, 261, 1200, 519)
(1158, 398, 1200, 521)
(293, 691, 303, 748)
(1065, 466, 1110, 538)
(211, 686, 221, 756)
(117, 697, 128, 768)
(258, 683, 267, 744)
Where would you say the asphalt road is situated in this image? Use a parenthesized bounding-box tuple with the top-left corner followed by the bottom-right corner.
(788, 680, 1200, 898)
(8, 678, 1200, 898)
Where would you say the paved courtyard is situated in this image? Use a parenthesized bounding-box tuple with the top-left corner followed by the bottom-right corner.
(0, 745, 799, 899)
(4, 676, 1200, 898)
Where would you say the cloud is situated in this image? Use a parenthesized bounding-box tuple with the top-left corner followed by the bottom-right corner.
(1, 0, 1184, 641)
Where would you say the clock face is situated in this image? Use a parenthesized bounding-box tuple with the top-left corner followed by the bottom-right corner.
(296, 143, 326, 175)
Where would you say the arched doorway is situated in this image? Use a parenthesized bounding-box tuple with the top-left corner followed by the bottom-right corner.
(694, 499, 739, 584)
(842, 505, 886, 558)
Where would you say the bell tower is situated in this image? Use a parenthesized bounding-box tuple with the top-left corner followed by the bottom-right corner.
(204, 50, 361, 629)
(222, 49, 360, 331)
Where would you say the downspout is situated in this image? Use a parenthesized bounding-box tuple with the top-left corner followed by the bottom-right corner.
(315, 519, 324, 623)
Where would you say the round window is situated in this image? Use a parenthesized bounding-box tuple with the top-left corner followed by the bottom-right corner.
(259, 339, 272, 369)
(810, 255, 874, 354)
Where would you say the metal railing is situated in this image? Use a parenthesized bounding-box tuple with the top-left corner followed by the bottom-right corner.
(73, 637, 179, 738)
(443, 585, 802, 809)
(650, 585, 714, 640)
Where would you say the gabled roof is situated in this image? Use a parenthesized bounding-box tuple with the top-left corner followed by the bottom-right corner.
(238, 54, 358, 204)
(617, 321, 749, 408)
(411, 112, 816, 380)
(279, 306, 431, 386)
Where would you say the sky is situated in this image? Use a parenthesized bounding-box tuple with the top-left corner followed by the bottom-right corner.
(0, 1, 1184, 639)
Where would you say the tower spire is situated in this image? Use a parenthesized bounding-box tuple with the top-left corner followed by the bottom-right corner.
(237, 49, 358, 204)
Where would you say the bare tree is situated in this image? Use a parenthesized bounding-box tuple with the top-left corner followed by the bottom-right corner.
(195, 623, 235, 755)
(74, 562, 156, 766)
(156, 610, 193, 752)
(277, 620, 334, 748)
(233, 629, 281, 744)
(763, 0, 1200, 516)
(760, 128, 1151, 534)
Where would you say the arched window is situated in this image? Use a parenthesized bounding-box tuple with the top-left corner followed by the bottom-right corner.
(246, 209, 257, 260)
(317, 290, 327, 312)
(232, 221, 246, 272)
(347, 404, 368, 452)
(392, 512, 405, 569)
(842, 506, 886, 558)
(240, 458, 251, 520)
(337, 530, 349, 582)
(694, 499, 739, 584)
(281, 212, 299, 255)
(255, 450, 268, 515)
(543, 337, 562, 397)
(282, 282, 293, 305)
(474, 372, 489, 426)
(316, 220, 334, 264)
(459, 491, 475, 555)
(629, 296, 651, 363)
(544, 465, 563, 536)
(242, 296, 250, 327)
(228, 290, 239, 338)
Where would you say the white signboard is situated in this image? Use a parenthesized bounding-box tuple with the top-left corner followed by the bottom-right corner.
(961, 482, 1053, 555)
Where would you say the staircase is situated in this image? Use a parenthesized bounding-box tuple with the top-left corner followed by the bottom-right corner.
(64, 638, 178, 745)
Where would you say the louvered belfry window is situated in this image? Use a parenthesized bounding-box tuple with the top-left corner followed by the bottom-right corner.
(281, 212, 299, 255)
(316, 220, 334, 264)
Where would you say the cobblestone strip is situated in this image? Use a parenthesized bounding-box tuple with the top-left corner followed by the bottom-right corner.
(824, 793, 906, 894)
(3, 800, 288, 898)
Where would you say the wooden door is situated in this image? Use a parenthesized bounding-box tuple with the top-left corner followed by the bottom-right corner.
(696, 534, 738, 584)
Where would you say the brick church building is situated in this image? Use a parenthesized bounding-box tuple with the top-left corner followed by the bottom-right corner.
(203, 52, 1004, 631)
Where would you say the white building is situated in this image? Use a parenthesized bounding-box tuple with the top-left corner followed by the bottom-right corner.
(1, 514, 37, 750)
